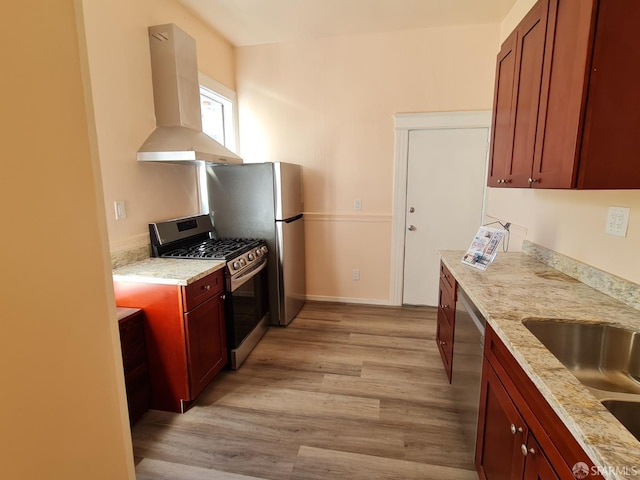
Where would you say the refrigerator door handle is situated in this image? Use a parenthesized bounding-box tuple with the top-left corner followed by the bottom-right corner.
(283, 213, 304, 224)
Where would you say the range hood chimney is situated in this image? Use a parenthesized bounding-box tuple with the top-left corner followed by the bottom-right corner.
(137, 24, 242, 165)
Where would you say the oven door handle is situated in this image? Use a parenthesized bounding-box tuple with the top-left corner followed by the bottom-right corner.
(229, 259, 267, 291)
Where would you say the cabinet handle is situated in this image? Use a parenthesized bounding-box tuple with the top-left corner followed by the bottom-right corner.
(202, 284, 211, 291)
(528, 177, 538, 184)
(440, 341, 446, 346)
(521, 444, 535, 456)
(510, 424, 523, 435)
(439, 304, 450, 309)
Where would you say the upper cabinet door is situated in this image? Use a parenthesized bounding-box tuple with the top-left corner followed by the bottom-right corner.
(488, 0, 553, 188)
(509, 0, 552, 188)
(576, 0, 640, 188)
(531, 0, 593, 188)
(488, 32, 517, 187)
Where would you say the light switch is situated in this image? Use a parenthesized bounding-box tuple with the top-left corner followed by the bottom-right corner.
(354, 199, 362, 211)
(114, 200, 127, 220)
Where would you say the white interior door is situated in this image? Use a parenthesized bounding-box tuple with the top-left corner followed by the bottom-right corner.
(402, 127, 488, 306)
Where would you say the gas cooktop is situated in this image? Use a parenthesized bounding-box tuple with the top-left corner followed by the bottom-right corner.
(160, 238, 263, 260)
(148, 214, 268, 277)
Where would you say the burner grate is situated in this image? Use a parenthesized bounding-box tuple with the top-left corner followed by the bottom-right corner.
(162, 238, 263, 260)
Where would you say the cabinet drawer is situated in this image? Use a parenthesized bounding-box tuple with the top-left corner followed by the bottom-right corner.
(182, 269, 224, 312)
(440, 262, 456, 297)
(436, 315, 454, 382)
(118, 310, 147, 372)
(438, 284, 455, 328)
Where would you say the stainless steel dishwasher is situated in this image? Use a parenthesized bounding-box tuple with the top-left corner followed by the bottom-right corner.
(452, 286, 486, 459)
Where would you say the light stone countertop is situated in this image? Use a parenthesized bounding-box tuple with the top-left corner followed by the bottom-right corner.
(440, 251, 640, 480)
(112, 257, 226, 286)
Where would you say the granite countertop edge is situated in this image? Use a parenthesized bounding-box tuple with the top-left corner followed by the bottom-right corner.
(440, 250, 640, 479)
(112, 257, 226, 286)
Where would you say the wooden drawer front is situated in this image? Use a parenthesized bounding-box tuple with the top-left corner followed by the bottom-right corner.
(440, 262, 456, 297)
(182, 269, 224, 312)
(436, 315, 454, 382)
(438, 284, 455, 328)
(124, 363, 151, 417)
(119, 315, 146, 373)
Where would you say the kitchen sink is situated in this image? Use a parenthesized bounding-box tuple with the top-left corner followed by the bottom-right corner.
(523, 320, 640, 395)
(523, 319, 640, 441)
(601, 400, 640, 441)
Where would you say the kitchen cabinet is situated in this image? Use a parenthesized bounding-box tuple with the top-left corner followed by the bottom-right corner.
(476, 325, 603, 480)
(117, 307, 150, 424)
(489, 0, 640, 189)
(436, 261, 456, 382)
(114, 269, 227, 413)
(489, 0, 551, 188)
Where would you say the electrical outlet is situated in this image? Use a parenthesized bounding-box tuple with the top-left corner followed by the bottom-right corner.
(114, 200, 127, 220)
(605, 206, 629, 237)
(352, 269, 360, 281)
(353, 199, 362, 211)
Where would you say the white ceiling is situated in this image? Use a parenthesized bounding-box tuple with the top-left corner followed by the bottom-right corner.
(177, 0, 518, 47)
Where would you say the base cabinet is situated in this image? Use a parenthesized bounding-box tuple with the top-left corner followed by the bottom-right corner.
(436, 261, 456, 382)
(117, 307, 150, 424)
(476, 326, 603, 480)
(114, 269, 227, 413)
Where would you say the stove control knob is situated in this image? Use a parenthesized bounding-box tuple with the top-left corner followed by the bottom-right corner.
(261, 246, 268, 254)
(232, 261, 240, 270)
(239, 258, 247, 267)
(248, 253, 255, 261)
(255, 248, 263, 257)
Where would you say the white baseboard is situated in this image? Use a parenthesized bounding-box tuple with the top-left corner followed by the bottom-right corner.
(304, 294, 393, 306)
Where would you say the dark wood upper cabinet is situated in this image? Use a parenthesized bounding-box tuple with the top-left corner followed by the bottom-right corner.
(489, 0, 640, 189)
(489, 0, 554, 188)
(488, 32, 517, 187)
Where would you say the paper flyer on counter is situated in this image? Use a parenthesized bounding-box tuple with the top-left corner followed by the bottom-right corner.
(461, 226, 505, 270)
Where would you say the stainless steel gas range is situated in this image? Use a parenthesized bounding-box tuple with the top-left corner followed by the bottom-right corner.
(149, 214, 269, 369)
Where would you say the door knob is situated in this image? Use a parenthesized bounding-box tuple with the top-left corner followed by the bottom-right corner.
(409, 207, 415, 213)
(408, 225, 416, 231)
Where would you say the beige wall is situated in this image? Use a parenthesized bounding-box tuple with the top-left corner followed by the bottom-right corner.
(236, 25, 499, 302)
(80, 0, 236, 253)
(486, 0, 640, 284)
(0, 1, 134, 478)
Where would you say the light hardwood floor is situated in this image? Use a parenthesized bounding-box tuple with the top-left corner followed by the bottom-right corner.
(133, 301, 478, 480)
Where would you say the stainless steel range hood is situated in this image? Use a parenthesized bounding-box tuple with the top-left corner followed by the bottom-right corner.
(137, 24, 242, 165)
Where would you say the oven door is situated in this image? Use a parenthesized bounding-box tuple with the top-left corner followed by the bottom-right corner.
(225, 259, 269, 351)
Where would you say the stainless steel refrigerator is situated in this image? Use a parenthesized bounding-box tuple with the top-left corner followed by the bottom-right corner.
(205, 162, 306, 326)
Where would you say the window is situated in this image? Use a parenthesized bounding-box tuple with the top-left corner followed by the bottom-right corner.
(198, 74, 239, 213)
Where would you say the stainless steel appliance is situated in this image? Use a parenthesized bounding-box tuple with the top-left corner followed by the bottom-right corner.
(452, 286, 486, 460)
(137, 24, 242, 165)
(149, 214, 268, 369)
(206, 162, 306, 326)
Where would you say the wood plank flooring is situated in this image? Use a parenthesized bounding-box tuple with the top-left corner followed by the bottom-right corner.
(132, 301, 478, 480)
